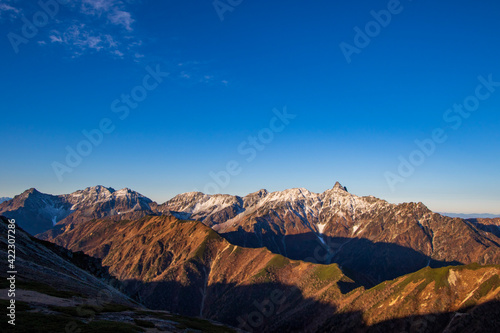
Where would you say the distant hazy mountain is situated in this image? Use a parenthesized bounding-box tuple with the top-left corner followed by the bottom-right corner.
(0, 197, 11, 204)
(439, 212, 500, 219)
(0, 186, 154, 235)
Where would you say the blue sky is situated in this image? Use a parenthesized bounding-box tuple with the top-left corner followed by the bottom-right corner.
(1, 0, 499, 214)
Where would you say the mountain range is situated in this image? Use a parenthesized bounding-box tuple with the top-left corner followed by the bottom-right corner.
(0, 197, 12, 204)
(440, 213, 500, 219)
(0, 186, 153, 235)
(2, 183, 500, 332)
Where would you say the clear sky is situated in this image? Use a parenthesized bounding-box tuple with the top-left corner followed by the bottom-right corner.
(1, 0, 499, 214)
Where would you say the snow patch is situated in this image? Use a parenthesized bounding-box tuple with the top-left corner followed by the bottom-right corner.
(317, 234, 326, 246)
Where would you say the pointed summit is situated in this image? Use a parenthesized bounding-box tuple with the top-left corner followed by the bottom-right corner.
(332, 181, 348, 192)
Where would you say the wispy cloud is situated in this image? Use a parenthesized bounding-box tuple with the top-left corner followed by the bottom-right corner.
(79, 0, 134, 31)
(3, 0, 227, 86)
(175, 61, 229, 87)
(49, 23, 120, 56)
(0, 0, 21, 19)
(108, 10, 133, 31)
(81, 0, 115, 14)
(0, 0, 141, 58)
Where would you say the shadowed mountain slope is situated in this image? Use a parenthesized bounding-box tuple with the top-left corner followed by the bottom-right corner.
(47, 214, 500, 332)
(158, 183, 500, 285)
(0, 215, 242, 333)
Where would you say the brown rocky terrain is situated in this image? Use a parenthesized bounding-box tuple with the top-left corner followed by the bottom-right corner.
(47, 214, 353, 331)
(0, 216, 241, 333)
(467, 217, 500, 239)
(46, 214, 500, 332)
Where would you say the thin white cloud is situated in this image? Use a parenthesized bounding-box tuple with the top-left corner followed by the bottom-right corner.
(0, 3, 17, 12)
(2, 0, 138, 58)
(0, 1, 21, 18)
(79, 0, 134, 31)
(108, 10, 133, 31)
(49, 24, 120, 55)
(35, 0, 140, 58)
(49, 34, 63, 43)
(80, 0, 115, 15)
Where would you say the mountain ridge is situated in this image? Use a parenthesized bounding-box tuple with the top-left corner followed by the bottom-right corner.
(6, 183, 500, 286)
(0, 185, 153, 235)
(43, 214, 500, 332)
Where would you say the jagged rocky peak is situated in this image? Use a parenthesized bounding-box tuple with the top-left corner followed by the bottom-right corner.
(20, 187, 42, 198)
(68, 185, 113, 198)
(332, 181, 348, 192)
(269, 187, 316, 202)
(114, 187, 151, 200)
(83, 185, 116, 194)
(254, 189, 269, 197)
(245, 189, 269, 200)
(170, 191, 206, 202)
(242, 189, 268, 208)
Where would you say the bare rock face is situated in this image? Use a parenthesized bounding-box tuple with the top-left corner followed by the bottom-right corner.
(0, 186, 154, 235)
(467, 217, 500, 238)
